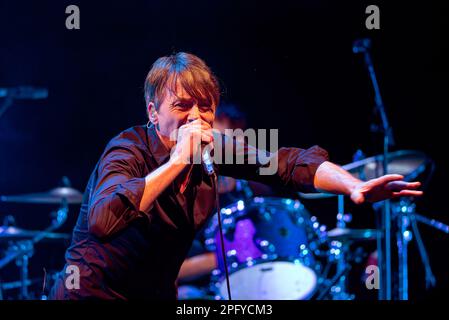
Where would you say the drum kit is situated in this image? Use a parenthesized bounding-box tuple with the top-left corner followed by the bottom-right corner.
(179, 150, 448, 300)
(0, 180, 82, 300)
(200, 195, 374, 300)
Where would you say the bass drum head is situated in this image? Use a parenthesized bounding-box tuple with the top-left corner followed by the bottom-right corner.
(217, 261, 317, 300)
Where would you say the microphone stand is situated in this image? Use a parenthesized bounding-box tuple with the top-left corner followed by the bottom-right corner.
(354, 38, 394, 300)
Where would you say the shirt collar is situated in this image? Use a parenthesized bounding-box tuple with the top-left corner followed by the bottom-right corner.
(147, 123, 171, 166)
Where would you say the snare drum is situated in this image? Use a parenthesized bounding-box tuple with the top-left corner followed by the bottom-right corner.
(204, 197, 326, 300)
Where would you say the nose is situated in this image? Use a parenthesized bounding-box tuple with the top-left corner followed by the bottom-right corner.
(187, 105, 200, 122)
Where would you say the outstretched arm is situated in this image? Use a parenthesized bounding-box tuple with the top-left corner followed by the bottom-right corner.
(314, 161, 423, 204)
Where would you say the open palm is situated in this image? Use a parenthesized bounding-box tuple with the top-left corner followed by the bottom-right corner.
(351, 174, 423, 204)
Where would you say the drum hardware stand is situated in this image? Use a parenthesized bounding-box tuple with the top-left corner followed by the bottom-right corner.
(393, 199, 447, 299)
(316, 264, 352, 300)
(354, 38, 395, 300)
(236, 179, 253, 199)
(12, 241, 33, 300)
(333, 195, 354, 299)
(332, 242, 354, 300)
(318, 240, 367, 300)
(396, 207, 411, 300)
(314, 194, 355, 300)
(0, 199, 68, 300)
(336, 195, 352, 229)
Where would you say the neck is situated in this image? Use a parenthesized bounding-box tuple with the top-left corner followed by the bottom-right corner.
(155, 128, 175, 150)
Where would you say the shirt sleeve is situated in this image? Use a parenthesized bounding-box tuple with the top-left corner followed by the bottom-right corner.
(87, 146, 147, 239)
(216, 134, 329, 193)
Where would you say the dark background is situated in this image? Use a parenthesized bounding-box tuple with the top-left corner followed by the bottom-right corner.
(0, 0, 447, 300)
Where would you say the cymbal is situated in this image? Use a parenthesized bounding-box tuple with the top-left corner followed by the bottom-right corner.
(327, 227, 379, 241)
(298, 150, 430, 200)
(297, 192, 335, 200)
(1, 187, 83, 204)
(0, 226, 71, 242)
(342, 150, 430, 182)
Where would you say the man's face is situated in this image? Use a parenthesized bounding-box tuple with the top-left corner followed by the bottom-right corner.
(149, 83, 215, 147)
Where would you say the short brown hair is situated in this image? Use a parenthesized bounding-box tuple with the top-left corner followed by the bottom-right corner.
(144, 52, 220, 113)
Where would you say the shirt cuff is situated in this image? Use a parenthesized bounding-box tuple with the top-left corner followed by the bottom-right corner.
(115, 177, 149, 215)
(291, 145, 329, 193)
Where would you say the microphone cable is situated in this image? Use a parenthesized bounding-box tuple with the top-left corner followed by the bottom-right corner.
(211, 173, 232, 300)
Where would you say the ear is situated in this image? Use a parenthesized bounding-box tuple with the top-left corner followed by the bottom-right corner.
(147, 102, 158, 125)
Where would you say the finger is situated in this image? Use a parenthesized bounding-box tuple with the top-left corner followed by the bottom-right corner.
(375, 174, 404, 185)
(187, 119, 212, 129)
(201, 133, 214, 144)
(190, 128, 213, 142)
(189, 123, 214, 135)
(386, 181, 421, 192)
(187, 124, 213, 138)
(200, 119, 213, 129)
(182, 119, 209, 133)
(407, 181, 421, 188)
(194, 128, 214, 139)
(402, 181, 421, 190)
(201, 126, 214, 134)
(392, 190, 424, 198)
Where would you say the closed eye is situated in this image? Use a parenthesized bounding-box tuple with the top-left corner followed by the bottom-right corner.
(199, 105, 213, 112)
(173, 102, 192, 110)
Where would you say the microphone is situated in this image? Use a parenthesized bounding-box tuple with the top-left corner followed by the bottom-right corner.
(202, 148, 215, 176)
(352, 38, 372, 54)
(0, 86, 48, 100)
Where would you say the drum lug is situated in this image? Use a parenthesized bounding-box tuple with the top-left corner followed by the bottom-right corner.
(256, 239, 276, 255)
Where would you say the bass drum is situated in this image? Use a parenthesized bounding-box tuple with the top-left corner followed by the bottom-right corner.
(204, 197, 327, 300)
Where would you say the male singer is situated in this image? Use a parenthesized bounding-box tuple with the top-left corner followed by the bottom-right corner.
(50, 52, 422, 299)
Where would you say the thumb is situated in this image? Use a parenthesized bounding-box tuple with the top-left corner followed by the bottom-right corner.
(351, 191, 365, 205)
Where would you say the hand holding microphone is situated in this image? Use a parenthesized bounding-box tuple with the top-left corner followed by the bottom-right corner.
(171, 119, 215, 174)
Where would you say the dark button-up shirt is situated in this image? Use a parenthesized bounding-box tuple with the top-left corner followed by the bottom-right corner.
(50, 124, 328, 300)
